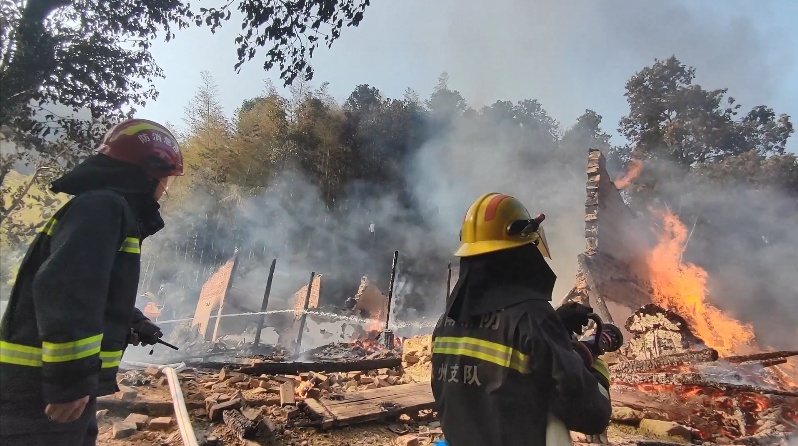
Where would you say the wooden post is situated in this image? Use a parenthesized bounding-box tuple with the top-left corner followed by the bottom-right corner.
(211, 249, 239, 342)
(253, 258, 277, 349)
(384, 251, 399, 331)
(294, 271, 315, 356)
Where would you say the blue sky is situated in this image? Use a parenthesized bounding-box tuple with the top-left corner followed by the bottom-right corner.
(142, 0, 798, 152)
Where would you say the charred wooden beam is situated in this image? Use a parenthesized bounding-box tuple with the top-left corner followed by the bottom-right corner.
(747, 358, 788, 368)
(723, 350, 798, 364)
(611, 349, 718, 373)
(222, 409, 258, 439)
(615, 372, 798, 397)
(236, 357, 401, 375)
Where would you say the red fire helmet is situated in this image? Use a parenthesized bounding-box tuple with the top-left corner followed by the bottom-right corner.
(96, 118, 184, 178)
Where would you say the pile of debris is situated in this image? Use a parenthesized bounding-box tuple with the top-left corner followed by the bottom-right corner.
(564, 150, 798, 444)
(605, 306, 798, 443)
(96, 337, 441, 446)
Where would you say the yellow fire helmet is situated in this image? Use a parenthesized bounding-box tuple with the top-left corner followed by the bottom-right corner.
(455, 193, 551, 259)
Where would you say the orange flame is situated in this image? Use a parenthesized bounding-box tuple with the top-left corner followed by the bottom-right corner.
(646, 209, 755, 356)
(296, 380, 314, 398)
(614, 159, 644, 189)
(365, 318, 383, 333)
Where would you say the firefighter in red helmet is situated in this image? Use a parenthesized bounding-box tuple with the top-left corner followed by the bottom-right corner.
(0, 119, 183, 446)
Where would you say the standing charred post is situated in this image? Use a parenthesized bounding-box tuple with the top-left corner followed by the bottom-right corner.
(293, 271, 316, 357)
(253, 258, 277, 349)
(383, 251, 399, 349)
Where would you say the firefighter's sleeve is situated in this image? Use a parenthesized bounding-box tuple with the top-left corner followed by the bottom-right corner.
(131, 307, 150, 325)
(32, 192, 126, 404)
(535, 314, 612, 435)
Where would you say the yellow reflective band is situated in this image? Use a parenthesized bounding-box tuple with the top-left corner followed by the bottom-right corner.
(592, 358, 610, 382)
(0, 341, 43, 367)
(119, 237, 141, 254)
(40, 218, 58, 236)
(42, 334, 103, 363)
(40, 219, 139, 257)
(100, 350, 123, 369)
(433, 336, 530, 374)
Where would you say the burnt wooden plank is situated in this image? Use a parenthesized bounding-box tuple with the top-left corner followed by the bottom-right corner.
(327, 386, 432, 418)
(611, 349, 719, 373)
(724, 350, 798, 364)
(303, 398, 336, 429)
(303, 382, 434, 428)
(279, 381, 295, 406)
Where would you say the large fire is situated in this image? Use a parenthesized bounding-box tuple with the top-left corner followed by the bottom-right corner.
(646, 209, 755, 356)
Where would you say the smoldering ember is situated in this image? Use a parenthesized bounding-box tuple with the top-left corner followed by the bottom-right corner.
(59, 150, 792, 446)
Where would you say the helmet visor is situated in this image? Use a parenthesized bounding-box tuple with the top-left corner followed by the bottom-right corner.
(156, 176, 178, 202)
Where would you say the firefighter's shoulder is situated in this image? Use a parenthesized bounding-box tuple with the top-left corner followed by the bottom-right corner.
(60, 190, 130, 220)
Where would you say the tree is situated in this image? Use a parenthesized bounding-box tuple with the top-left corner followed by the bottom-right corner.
(560, 109, 612, 165)
(207, 0, 371, 85)
(694, 150, 798, 195)
(1, 0, 372, 142)
(342, 84, 424, 197)
(426, 73, 468, 126)
(289, 94, 348, 207)
(0, 0, 191, 146)
(181, 72, 233, 188)
(229, 93, 291, 190)
(618, 56, 793, 168)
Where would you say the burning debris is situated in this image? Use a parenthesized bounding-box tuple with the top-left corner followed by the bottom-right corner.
(622, 304, 707, 359)
(105, 151, 798, 444)
(572, 150, 798, 443)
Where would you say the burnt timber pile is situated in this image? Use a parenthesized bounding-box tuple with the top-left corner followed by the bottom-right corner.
(566, 150, 798, 444)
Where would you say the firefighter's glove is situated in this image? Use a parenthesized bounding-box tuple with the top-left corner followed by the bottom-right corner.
(556, 302, 593, 335)
(131, 319, 163, 346)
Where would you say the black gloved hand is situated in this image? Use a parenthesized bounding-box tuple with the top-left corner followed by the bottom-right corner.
(556, 302, 593, 335)
(130, 319, 163, 346)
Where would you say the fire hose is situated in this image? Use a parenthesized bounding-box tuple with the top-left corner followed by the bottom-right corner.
(163, 366, 200, 446)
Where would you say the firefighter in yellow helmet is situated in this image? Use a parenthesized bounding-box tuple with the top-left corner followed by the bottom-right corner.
(431, 193, 611, 446)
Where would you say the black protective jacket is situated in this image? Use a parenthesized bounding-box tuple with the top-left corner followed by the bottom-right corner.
(431, 245, 611, 446)
(0, 155, 162, 409)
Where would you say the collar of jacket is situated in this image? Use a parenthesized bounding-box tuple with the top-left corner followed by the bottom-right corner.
(446, 244, 557, 321)
(50, 154, 165, 239)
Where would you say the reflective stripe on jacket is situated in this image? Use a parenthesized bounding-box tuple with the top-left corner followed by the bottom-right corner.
(431, 296, 611, 446)
(0, 190, 142, 404)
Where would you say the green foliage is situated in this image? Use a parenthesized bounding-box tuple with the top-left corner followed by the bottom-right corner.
(0, 0, 372, 246)
(0, 0, 191, 148)
(200, 0, 371, 86)
(560, 110, 612, 165)
(618, 56, 793, 168)
(694, 151, 798, 194)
